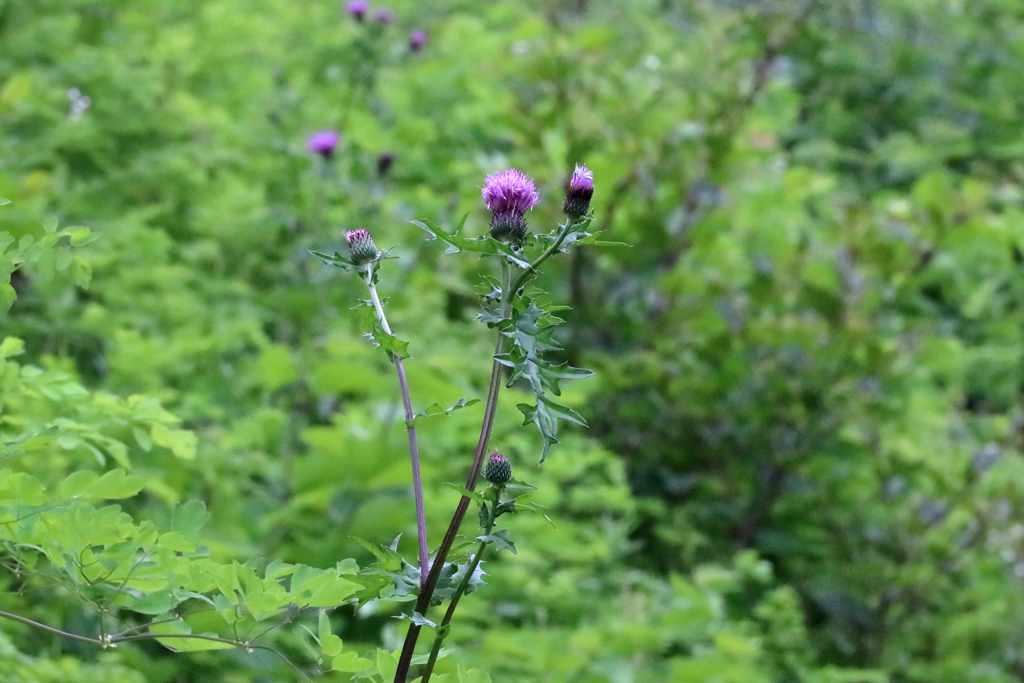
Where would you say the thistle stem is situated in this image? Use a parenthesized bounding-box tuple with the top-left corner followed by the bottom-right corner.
(419, 494, 498, 681)
(393, 261, 512, 683)
(366, 268, 430, 587)
(509, 216, 583, 298)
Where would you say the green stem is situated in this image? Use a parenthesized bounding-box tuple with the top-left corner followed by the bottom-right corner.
(419, 493, 499, 681)
(509, 216, 583, 298)
(367, 267, 430, 586)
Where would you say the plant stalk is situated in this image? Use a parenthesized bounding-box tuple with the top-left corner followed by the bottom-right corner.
(392, 261, 512, 683)
(367, 268, 430, 586)
(419, 493, 498, 681)
(394, 221, 582, 681)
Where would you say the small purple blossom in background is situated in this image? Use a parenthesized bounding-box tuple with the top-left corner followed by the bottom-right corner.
(346, 229, 378, 265)
(409, 29, 428, 51)
(345, 0, 368, 20)
(377, 152, 396, 176)
(562, 162, 594, 218)
(482, 168, 540, 243)
(373, 8, 395, 23)
(307, 131, 340, 158)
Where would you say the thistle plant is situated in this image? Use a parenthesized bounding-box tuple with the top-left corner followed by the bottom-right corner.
(315, 163, 608, 682)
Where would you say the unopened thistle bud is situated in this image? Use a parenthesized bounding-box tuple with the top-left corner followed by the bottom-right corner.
(562, 163, 594, 219)
(346, 229, 377, 265)
(481, 168, 540, 244)
(484, 451, 512, 486)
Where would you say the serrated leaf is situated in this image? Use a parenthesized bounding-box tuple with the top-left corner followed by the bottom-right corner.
(406, 397, 480, 426)
(518, 397, 588, 462)
(394, 611, 436, 627)
(443, 482, 484, 502)
(477, 529, 517, 554)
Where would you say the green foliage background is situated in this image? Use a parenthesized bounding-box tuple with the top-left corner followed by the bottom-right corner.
(4, 0, 1024, 681)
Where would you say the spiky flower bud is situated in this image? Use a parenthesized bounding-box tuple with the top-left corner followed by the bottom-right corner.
(484, 451, 512, 486)
(562, 163, 594, 219)
(481, 168, 540, 244)
(346, 229, 377, 265)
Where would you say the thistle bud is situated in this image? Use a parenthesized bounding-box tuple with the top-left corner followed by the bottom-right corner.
(346, 229, 378, 265)
(484, 451, 512, 486)
(481, 168, 540, 244)
(562, 163, 594, 219)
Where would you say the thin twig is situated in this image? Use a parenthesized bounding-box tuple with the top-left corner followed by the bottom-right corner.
(0, 609, 313, 682)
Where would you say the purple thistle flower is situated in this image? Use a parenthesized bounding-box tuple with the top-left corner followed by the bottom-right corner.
(563, 162, 594, 218)
(345, 0, 369, 20)
(373, 7, 396, 23)
(481, 168, 540, 243)
(346, 229, 378, 265)
(308, 130, 340, 158)
(409, 29, 428, 51)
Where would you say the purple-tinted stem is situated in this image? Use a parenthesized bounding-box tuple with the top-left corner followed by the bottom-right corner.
(392, 261, 512, 683)
(393, 355, 429, 586)
(366, 272, 430, 586)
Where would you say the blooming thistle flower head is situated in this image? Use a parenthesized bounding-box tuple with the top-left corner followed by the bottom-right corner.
(373, 7, 395, 23)
(345, 0, 369, 20)
(484, 450, 512, 486)
(346, 229, 378, 266)
(308, 131, 340, 158)
(409, 29, 428, 51)
(562, 163, 594, 219)
(481, 168, 540, 243)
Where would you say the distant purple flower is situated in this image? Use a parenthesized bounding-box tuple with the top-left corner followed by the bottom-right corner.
(373, 7, 396, 23)
(481, 168, 540, 243)
(409, 29, 428, 51)
(562, 163, 594, 218)
(345, 0, 368, 20)
(346, 229, 377, 265)
(307, 130, 340, 158)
